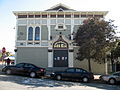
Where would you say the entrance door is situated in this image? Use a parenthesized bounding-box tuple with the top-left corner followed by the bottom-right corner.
(53, 50, 68, 67)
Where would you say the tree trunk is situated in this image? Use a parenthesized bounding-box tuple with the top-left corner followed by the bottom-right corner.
(88, 58, 92, 72)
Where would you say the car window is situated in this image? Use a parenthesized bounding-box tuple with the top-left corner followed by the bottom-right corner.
(76, 69, 83, 73)
(66, 68, 74, 72)
(76, 69, 87, 73)
(16, 63, 24, 68)
(24, 64, 35, 68)
(113, 72, 120, 76)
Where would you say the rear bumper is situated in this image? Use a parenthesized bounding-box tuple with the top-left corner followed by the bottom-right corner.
(50, 73, 56, 78)
(37, 72, 46, 77)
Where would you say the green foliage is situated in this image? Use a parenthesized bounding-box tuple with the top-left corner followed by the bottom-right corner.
(75, 18, 117, 71)
(112, 42, 120, 59)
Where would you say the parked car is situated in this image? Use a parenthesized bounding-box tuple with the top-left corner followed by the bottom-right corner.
(2, 63, 46, 78)
(50, 68, 94, 83)
(100, 71, 120, 85)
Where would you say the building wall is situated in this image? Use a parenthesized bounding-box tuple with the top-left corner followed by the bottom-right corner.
(41, 25, 48, 40)
(17, 26, 27, 40)
(73, 25, 80, 33)
(73, 47, 106, 74)
(50, 25, 71, 39)
(16, 47, 48, 68)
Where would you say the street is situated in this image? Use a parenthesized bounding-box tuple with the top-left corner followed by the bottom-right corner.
(0, 73, 120, 90)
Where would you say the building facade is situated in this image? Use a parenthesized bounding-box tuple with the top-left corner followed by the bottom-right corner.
(13, 4, 109, 74)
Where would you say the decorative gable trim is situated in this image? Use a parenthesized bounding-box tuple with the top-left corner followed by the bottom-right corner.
(45, 3, 75, 11)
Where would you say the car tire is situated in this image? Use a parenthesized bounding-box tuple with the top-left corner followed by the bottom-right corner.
(56, 75, 62, 80)
(6, 69, 12, 75)
(82, 77, 89, 83)
(108, 78, 116, 85)
(29, 72, 36, 78)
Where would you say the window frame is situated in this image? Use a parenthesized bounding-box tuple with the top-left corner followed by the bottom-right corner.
(28, 27, 33, 41)
(35, 27, 40, 41)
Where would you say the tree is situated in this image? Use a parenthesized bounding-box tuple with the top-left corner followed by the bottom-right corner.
(75, 18, 116, 72)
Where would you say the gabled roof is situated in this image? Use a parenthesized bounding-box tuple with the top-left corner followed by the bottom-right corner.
(45, 3, 75, 11)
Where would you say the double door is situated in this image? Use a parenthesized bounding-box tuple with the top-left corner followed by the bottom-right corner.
(53, 50, 68, 67)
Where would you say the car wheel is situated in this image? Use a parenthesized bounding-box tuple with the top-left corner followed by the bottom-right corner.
(108, 78, 116, 85)
(29, 72, 36, 78)
(82, 77, 89, 83)
(56, 75, 62, 80)
(6, 69, 11, 75)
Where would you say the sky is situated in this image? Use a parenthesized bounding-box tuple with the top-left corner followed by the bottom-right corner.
(0, 0, 120, 53)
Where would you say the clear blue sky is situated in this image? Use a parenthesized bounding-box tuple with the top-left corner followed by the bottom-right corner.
(0, 0, 120, 53)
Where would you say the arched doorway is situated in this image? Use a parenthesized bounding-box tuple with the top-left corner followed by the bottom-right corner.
(53, 36, 68, 67)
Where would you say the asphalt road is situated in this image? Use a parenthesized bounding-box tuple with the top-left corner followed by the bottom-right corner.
(0, 63, 120, 90)
(0, 73, 120, 90)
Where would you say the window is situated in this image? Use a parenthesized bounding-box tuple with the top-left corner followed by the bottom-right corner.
(50, 15, 56, 18)
(76, 69, 87, 73)
(28, 15, 34, 18)
(76, 69, 83, 73)
(58, 15, 64, 18)
(65, 15, 71, 18)
(66, 68, 74, 72)
(55, 24, 66, 30)
(88, 14, 93, 17)
(74, 15, 79, 18)
(35, 15, 41, 18)
(42, 15, 47, 18)
(35, 27, 40, 40)
(81, 14, 87, 18)
(58, 25, 63, 29)
(16, 63, 24, 68)
(94, 15, 103, 18)
(18, 15, 27, 18)
(28, 27, 33, 40)
(24, 64, 35, 68)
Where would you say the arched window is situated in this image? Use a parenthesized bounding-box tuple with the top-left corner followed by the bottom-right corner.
(28, 27, 33, 40)
(35, 27, 40, 40)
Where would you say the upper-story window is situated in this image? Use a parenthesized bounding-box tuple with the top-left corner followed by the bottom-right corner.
(58, 25, 64, 29)
(74, 15, 79, 18)
(65, 15, 71, 18)
(50, 15, 56, 18)
(28, 27, 33, 40)
(35, 27, 40, 40)
(88, 14, 93, 17)
(18, 15, 27, 18)
(42, 15, 47, 18)
(81, 14, 87, 18)
(35, 15, 41, 18)
(28, 15, 34, 18)
(94, 15, 103, 18)
(57, 15, 64, 18)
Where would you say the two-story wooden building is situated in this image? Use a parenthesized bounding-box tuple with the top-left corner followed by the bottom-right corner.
(13, 3, 109, 74)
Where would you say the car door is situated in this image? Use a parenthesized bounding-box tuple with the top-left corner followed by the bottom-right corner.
(13, 63, 25, 75)
(115, 72, 120, 81)
(23, 64, 35, 75)
(62, 68, 75, 79)
(74, 68, 83, 79)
